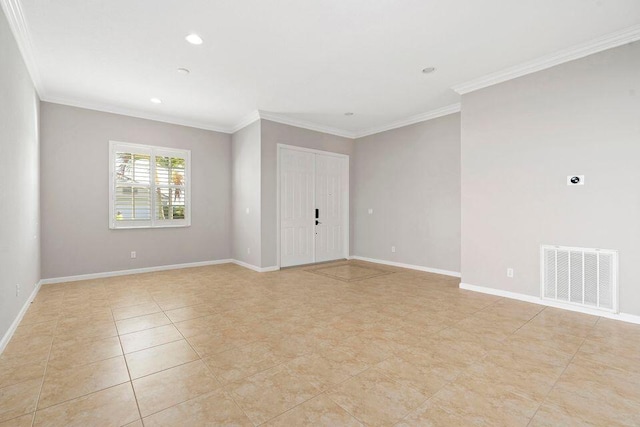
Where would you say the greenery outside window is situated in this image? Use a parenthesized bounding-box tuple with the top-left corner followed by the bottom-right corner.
(109, 141, 191, 229)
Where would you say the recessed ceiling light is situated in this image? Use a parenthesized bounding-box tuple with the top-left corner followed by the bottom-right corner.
(150, 97, 162, 104)
(422, 67, 436, 74)
(185, 34, 203, 45)
(177, 67, 190, 75)
(344, 112, 354, 116)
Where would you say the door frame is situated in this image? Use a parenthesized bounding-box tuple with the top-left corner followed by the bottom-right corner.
(276, 143, 350, 269)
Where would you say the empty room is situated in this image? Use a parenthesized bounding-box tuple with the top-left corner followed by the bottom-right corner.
(1, 0, 639, 425)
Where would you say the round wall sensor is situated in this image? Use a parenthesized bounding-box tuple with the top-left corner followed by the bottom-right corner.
(567, 175, 585, 185)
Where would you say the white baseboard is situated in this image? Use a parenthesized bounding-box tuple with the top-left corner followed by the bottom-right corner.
(460, 282, 640, 325)
(459, 282, 541, 304)
(40, 259, 233, 285)
(0, 280, 42, 354)
(231, 260, 280, 273)
(350, 255, 461, 278)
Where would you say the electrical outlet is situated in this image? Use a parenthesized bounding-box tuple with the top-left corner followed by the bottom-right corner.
(507, 268, 514, 278)
(131, 251, 137, 259)
(16, 284, 20, 296)
(391, 246, 396, 253)
(247, 247, 251, 254)
(368, 208, 373, 215)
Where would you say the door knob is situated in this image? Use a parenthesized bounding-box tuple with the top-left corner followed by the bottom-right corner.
(316, 220, 321, 225)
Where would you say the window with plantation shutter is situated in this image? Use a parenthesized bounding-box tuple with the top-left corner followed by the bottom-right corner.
(109, 141, 191, 229)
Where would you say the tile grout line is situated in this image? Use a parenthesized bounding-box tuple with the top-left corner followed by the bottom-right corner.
(373, 364, 445, 426)
(31, 383, 137, 422)
(256, 390, 348, 426)
(190, 325, 307, 427)
(524, 313, 598, 426)
(34, 354, 130, 407)
(396, 302, 582, 425)
(319, 357, 425, 426)
(25, 285, 223, 421)
(217, 386, 254, 426)
(113, 305, 145, 426)
(183, 313, 374, 425)
(392, 343, 480, 424)
(488, 304, 580, 422)
(134, 302, 256, 425)
(6, 263, 634, 426)
(121, 335, 185, 357)
(28, 298, 62, 427)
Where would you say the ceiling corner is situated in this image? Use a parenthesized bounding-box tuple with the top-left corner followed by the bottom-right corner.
(1, 0, 45, 96)
(257, 111, 357, 139)
(353, 103, 462, 139)
(229, 110, 261, 134)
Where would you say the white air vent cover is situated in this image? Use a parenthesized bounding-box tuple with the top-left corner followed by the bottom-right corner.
(541, 245, 618, 313)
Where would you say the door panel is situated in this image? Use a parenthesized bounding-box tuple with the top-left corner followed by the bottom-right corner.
(280, 148, 347, 267)
(315, 154, 345, 263)
(280, 149, 315, 267)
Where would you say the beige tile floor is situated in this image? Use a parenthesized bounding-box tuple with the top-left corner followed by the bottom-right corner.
(1, 260, 639, 426)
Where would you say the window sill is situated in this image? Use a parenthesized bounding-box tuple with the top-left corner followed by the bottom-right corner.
(109, 223, 191, 230)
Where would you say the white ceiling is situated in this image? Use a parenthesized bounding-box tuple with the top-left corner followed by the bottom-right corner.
(8, 0, 640, 136)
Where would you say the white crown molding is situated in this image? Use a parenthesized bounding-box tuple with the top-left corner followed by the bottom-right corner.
(460, 282, 640, 325)
(239, 104, 462, 140)
(6, 0, 638, 139)
(41, 95, 233, 133)
(351, 255, 461, 278)
(353, 103, 461, 139)
(230, 110, 261, 133)
(3, 0, 451, 139)
(258, 110, 358, 139)
(452, 24, 640, 95)
(0, 0, 43, 94)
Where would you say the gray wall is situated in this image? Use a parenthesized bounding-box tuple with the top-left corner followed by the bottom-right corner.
(461, 41, 640, 315)
(260, 119, 355, 268)
(231, 120, 262, 266)
(353, 114, 461, 272)
(0, 9, 40, 342)
(40, 103, 231, 278)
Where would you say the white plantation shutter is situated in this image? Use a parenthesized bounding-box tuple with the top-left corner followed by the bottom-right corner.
(109, 142, 191, 229)
(114, 151, 152, 222)
(154, 150, 187, 221)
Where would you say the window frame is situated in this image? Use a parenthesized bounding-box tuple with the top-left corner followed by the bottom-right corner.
(109, 141, 191, 229)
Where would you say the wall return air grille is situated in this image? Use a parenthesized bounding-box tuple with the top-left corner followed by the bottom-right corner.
(541, 245, 618, 313)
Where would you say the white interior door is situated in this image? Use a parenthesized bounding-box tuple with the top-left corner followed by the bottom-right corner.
(280, 149, 315, 267)
(314, 154, 345, 263)
(280, 147, 347, 267)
